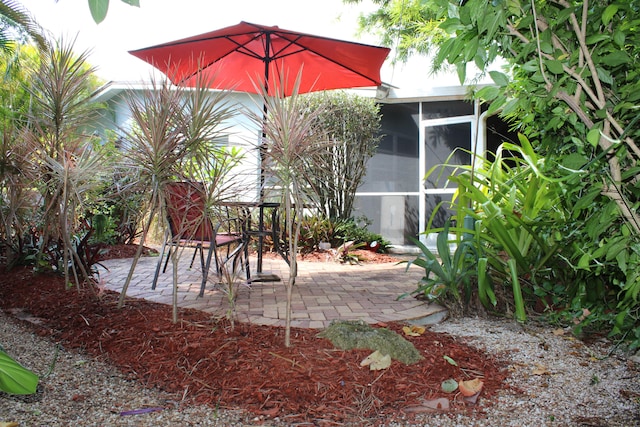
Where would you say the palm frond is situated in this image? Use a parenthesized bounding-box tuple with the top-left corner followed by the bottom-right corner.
(0, 0, 49, 51)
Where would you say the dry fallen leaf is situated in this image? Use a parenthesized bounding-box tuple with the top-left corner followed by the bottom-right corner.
(552, 328, 566, 336)
(463, 391, 481, 405)
(0, 423, 19, 427)
(458, 378, 484, 397)
(403, 397, 450, 413)
(422, 397, 450, 410)
(360, 350, 391, 370)
(402, 325, 426, 337)
(572, 308, 591, 324)
(532, 364, 551, 376)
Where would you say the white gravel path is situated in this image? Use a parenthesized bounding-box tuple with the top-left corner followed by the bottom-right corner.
(1, 312, 639, 426)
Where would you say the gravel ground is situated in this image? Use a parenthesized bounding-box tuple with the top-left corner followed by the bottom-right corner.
(1, 311, 639, 427)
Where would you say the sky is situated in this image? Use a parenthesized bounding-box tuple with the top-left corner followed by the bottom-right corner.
(16, 0, 461, 89)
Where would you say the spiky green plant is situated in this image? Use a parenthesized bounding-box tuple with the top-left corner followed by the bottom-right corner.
(442, 135, 566, 322)
(23, 38, 107, 289)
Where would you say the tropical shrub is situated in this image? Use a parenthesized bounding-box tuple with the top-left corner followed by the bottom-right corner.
(85, 169, 147, 246)
(400, 220, 491, 316)
(301, 91, 382, 221)
(445, 136, 567, 322)
(333, 216, 391, 253)
(422, 134, 640, 344)
(351, 0, 640, 345)
(298, 214, 391, 253)
(299, 214, 336, 251)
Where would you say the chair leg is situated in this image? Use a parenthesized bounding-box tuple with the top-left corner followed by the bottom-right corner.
(162, 246, 172, 273)
(199, 244, 206, 272)
(243, 239, 251, 281)
(199, 243, 216, 297)
(189, 244, 201, 269)
(152, 237, 169, 290)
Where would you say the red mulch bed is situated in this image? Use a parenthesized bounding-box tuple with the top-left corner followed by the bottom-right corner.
(0, 245, 511, 425)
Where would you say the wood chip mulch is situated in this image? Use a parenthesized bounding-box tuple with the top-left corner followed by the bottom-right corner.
(0, 248, 511, 425)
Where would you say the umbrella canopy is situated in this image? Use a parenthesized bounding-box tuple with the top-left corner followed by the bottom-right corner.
(129, 21, 390, 96)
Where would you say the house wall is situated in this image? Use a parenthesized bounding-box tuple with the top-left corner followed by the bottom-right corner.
(95, 84, 511, 249)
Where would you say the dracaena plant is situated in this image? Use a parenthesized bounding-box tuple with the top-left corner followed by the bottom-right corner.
(246, 71, 329, 347)
(117, 71, 240, 323)
(23, 38, 108, 289)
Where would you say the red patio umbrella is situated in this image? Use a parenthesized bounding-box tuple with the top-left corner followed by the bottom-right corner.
(128, 21, 390, 96)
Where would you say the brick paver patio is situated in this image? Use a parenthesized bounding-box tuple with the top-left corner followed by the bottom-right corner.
(98, 251, 446, 329)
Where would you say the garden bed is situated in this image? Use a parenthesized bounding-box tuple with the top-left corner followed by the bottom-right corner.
(0, 246, 510, 425)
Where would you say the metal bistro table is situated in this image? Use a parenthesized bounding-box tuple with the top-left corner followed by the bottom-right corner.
(221, 201, 289, 282)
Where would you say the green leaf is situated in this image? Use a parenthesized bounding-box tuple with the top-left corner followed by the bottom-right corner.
(613, 30, 625, 47)
(438, 18, 463, 33)
(489, 70, 509, 86)
(121, 0, 140, 5)
(436, 222, 452, 268)
(456, 62, 467, 84)
(507, 259, 526, 322)
(602, 4, 619, 25)
(88, 0, 109, 24)
(476, 85, 501, 101)
(464, 37, 480, 62)
(486, 94, 506, 115)
(545, 59, 564, 74)
(477, 257, 497, 307)
(522, 60, 539, 72)
(500, 98, 519, 116)
(0, 350, 39, 395)
(443, 355, 458, 366)
(442, 378, 459, 393)
(585, 34, 609, 45)
(587, 127, 601, 147)
(573, 185, 602, 212)
(482, 8, 502, 39)
(599, 52, 631, 67)
(560, 153, 588, 170)
(596, 67, 613, 85)
(578, 252, 591, 269)
(435, 38, 457, 66)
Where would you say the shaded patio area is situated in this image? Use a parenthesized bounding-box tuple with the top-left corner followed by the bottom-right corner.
(98, 252, 446, 329)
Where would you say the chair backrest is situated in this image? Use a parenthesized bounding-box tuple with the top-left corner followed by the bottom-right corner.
(164, 182, 213, 242)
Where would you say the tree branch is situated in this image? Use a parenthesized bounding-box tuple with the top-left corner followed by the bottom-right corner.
(555, 0, 606, 106)
(556, 91, 593, 128)
(530, 0, 553, 89)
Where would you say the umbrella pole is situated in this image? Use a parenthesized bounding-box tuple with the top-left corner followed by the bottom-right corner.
(257, 43, 270, 273)
(257, 113, 266, 273)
